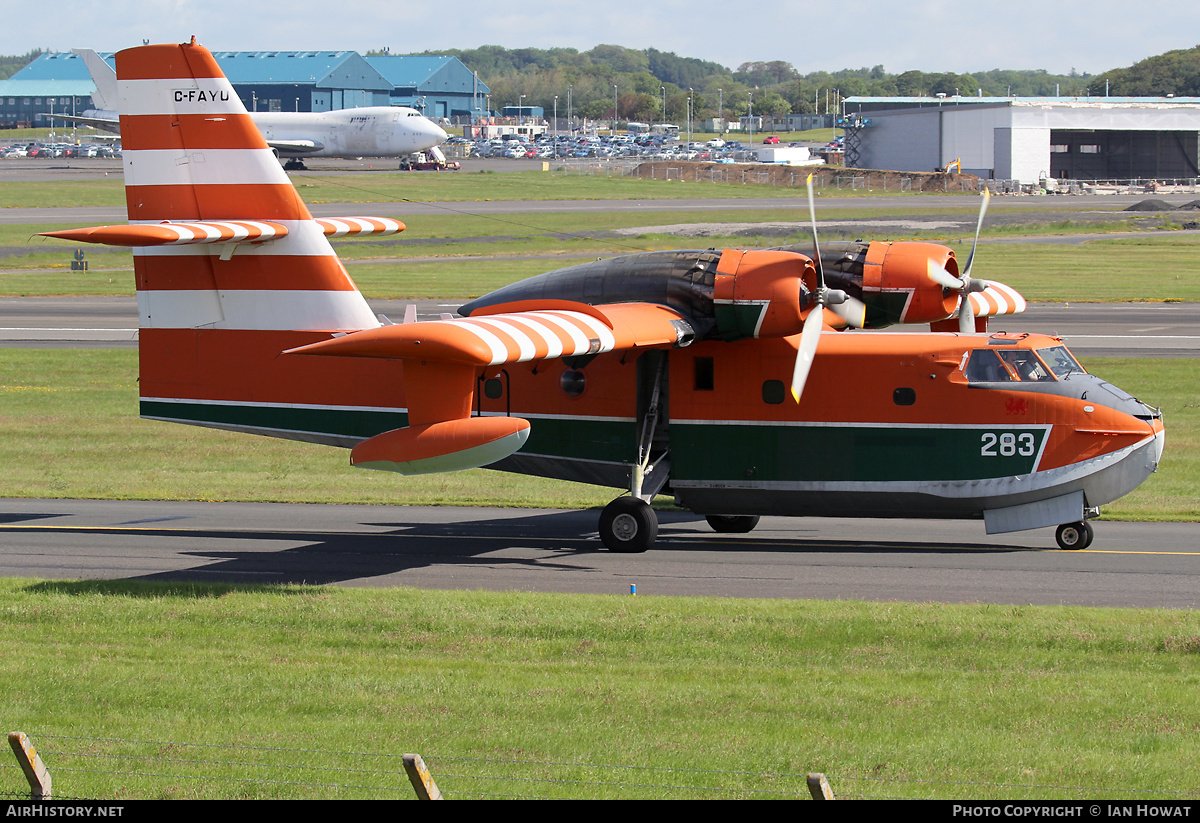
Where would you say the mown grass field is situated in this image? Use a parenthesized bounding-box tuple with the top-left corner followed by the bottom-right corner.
(2, 580, 1199, 799)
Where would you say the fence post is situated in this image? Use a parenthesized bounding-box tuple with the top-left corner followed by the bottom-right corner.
(806, 772, 834, 799)
(8, 732, 51, 800)
(402, 753, 443, 800)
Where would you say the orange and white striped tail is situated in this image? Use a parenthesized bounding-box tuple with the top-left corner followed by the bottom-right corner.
(105, 40, 401, 446)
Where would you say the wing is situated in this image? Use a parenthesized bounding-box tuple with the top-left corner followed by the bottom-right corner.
(265, 138, 325, 156)
(284, 301, 695, 475)
(967, 281, 1027, 319)
(47, 112, 122, 134)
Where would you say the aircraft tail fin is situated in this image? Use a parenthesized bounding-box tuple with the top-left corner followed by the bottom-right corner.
(73, 49, 117, 112)
(44, 40, 402, 447)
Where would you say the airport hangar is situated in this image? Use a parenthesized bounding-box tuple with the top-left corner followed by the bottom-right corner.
(842, 96, 1200, 186)
(0, 50, 489, 127)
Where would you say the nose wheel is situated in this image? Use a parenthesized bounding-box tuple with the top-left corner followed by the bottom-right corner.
(599, 497, 657, 553)
(1055, 520, 1094, 550)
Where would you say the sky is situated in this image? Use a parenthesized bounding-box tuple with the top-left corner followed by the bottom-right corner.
(6, 0, 1199, 78)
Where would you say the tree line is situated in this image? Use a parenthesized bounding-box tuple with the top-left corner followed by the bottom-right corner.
(0, 50, 42, 81)
(407, 44, 1098, 122)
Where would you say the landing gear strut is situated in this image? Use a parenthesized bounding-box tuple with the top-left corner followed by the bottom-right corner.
(599, 497, 657, 553)
(1055, 520, 1094, 550)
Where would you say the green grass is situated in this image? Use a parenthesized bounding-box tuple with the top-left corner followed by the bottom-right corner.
(1, 580, 1199, 799)
(0, 349, 1194, 520)
(10, 216, 1200, 301)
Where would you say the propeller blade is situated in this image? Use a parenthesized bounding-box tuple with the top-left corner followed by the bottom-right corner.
(830, 295, 867, 329)
(955, 188, 991, 332)
(928, 261, 964, 291)
(958, 292, 976, 333)
(806, 174, 824, 290)
(961, 187, 991, 280)
(790, 305, 824, 403)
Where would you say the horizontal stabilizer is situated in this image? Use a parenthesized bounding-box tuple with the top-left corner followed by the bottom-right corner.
(41, 217, 403, 248)
(314, 217, 405, 238)
(41, 221, 289, 247)
(352, 417, 531, 475)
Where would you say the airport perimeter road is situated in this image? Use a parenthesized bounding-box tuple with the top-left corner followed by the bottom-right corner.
(3, 297, 1197, 357)
(0, 499, 1196, 608)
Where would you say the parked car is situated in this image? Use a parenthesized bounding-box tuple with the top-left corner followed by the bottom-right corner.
(763, 135, 780, 144)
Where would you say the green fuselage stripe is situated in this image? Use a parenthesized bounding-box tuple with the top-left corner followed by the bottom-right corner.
(671, 422, 1047, 482)
(141, 401, 1042, 483)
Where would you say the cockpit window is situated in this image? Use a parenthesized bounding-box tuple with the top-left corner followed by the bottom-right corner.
(965, 348, 1056, 383)
(997, 349, 1054, 382)
(964, 349, 1014, 383)
(1038, 346, 1085, 379)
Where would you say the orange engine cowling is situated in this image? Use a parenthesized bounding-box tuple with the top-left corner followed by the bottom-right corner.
(861, 241, 960, 327)
(712, 249, 814, 340)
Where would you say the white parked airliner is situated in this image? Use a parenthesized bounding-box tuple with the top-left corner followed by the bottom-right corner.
(64, 49, 448, 168)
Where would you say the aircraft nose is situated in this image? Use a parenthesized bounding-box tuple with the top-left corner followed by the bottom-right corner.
(429, 120, 448, 144)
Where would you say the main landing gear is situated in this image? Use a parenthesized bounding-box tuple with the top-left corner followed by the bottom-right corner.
(599, 497, 658, 553)
(705, 514, 760, 534)
(1055, 520, 1094, 550)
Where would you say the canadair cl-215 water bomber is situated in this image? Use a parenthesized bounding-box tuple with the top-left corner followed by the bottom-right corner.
(42, 38, 1165, 553)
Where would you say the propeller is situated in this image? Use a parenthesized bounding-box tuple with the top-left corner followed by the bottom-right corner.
(955, 188, 991, 332)
(791, 174, 849, 403)
(925, 188, 992, 331)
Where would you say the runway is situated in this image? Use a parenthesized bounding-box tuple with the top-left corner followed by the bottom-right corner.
(2, 296, 1197, 357)
(1, 499, 1197, 608)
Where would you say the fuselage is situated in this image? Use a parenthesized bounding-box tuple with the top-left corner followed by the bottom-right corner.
(83, 105, 448, 158)
(250, 107, 448, 157)
(475, 330, 1164, 524)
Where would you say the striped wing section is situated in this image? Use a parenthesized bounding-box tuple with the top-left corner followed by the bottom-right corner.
(285, 302, 693, 366)
(315, 217, 405, 238)
(968, 282, 1027, 318)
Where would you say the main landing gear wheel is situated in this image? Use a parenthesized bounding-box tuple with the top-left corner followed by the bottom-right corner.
(599, 497, 658, 553)
(705, 515, 760, 534)
(1055, 520, 1094, 550)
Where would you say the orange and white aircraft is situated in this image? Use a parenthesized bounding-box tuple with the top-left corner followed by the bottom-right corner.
(44, 39, 1165, 553)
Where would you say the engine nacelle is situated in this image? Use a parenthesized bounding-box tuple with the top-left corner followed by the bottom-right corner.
(862, 241, 960, 326)
(712, 249, 812, 340)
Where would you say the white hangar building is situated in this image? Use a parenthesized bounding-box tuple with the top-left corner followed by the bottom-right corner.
(841, 97, 1200, 185)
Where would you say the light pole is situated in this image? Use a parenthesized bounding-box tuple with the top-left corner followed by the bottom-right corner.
(518, 94, 525, 124)
(747, 92, 753, 144)
(553, 95, 558, 158)
(613, 84, 618, 135)
(661, 86, 666, 125)
(718, 88, 723, 132)
(688, 88, 693, 146)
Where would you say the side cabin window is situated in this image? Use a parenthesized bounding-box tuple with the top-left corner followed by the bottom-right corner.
(964, 349, 1055, 384)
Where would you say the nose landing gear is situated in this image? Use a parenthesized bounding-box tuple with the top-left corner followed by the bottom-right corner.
(1055, 520, 1095, 550)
